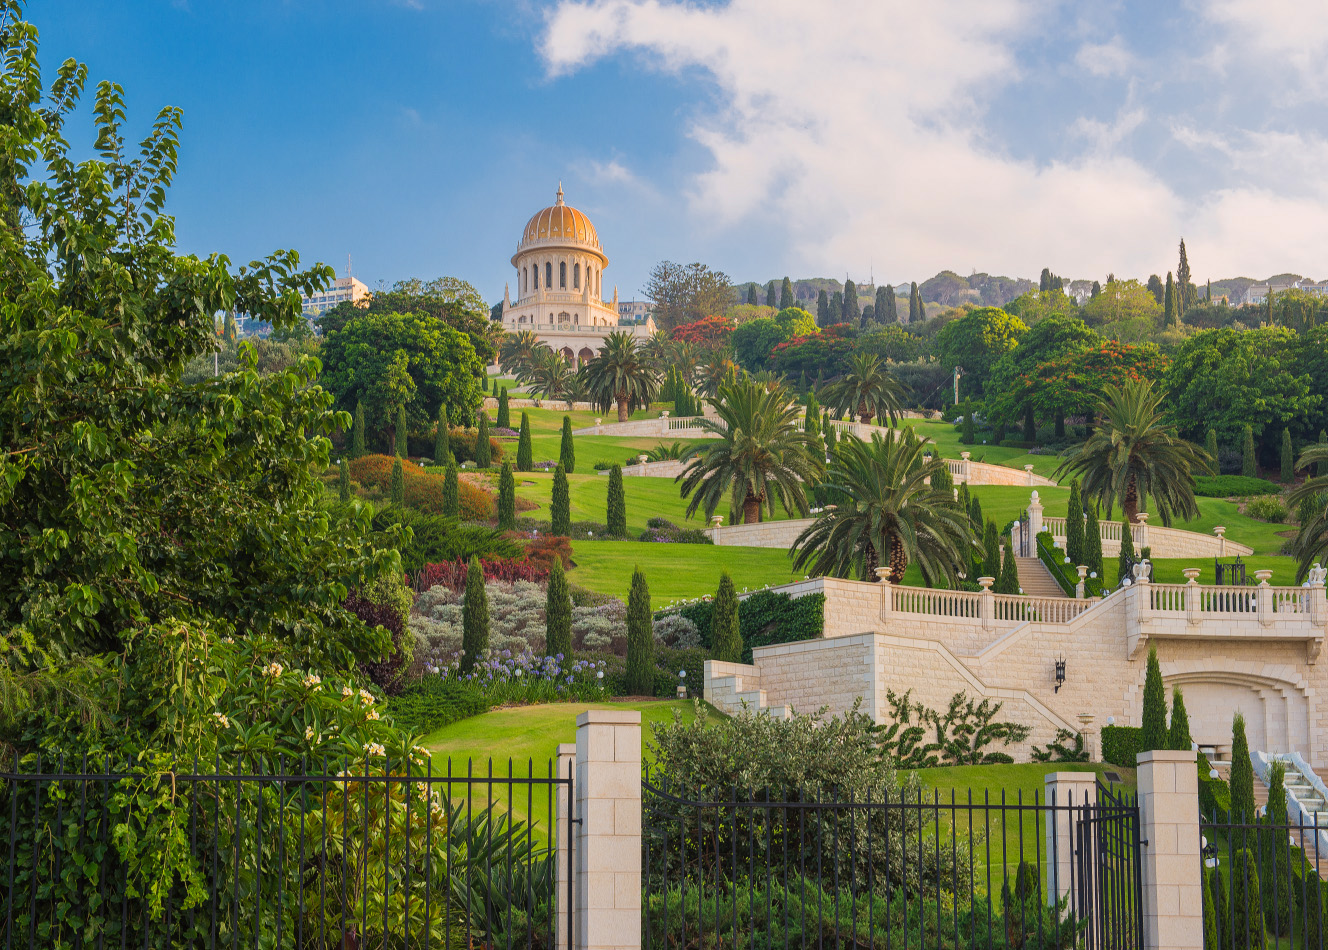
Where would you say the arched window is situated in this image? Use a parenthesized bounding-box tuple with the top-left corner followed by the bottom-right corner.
(560, 261, 567, 289)
(522, 267, 527, 294)
(545, 262, 553, 289)
(574, 262, 580, 289)
(533, 266, 538, 290)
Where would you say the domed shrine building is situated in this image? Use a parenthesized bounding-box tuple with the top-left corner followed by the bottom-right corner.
(500, 185, 653, 367)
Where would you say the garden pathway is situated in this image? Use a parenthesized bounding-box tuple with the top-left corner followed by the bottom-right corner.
(1014, 557, 1067, 598)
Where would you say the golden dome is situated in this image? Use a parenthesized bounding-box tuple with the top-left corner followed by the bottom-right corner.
(518, 184, 601, 253)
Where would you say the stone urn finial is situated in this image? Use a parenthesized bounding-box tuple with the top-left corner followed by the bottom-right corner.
(1183, 568, 1202, 584)
(960, 451, 971, 461)
(1136, 512, 1149, 525)
(638, 454, 648, 465)
(710, 515, 723, 528)
(977, 576, 995, 591)
(1254, 569, 1274, 587)
(875, 566, 892, 583)
(1213, 526, 1226, 538)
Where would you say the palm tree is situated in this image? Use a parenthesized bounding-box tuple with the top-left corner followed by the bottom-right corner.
(792, 431, 973, 584)
(498, 329, 541, 377)
(580, 331, 659, 422)
(1056, 378, 1208, 525)
(1289, 444, 1328, 580)
(676, 377, 821, 524)
(517, 346, 576, 403)
(823, 352, 906, 425)
(696, 357, 738, 398)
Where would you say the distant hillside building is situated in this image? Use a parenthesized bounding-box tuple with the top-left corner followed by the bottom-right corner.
(301, 275, 369, 315)
(617, 300, 653, 323)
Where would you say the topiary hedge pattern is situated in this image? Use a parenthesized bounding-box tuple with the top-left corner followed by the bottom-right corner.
(1101, 724, 1143, 769)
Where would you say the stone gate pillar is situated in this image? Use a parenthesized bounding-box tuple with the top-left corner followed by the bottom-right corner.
(1137, 749, 1202, 950)
(1027, 490, 1044, 538)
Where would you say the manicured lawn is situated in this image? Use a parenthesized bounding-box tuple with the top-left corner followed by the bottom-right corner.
(906, 420, 1064, 479)
(567, 540, 805, 609)
(514, 470, 698, 531)
(1143, 555, 1301, 586)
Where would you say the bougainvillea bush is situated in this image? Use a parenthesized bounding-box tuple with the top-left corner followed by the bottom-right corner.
(351, 454, 493, 519)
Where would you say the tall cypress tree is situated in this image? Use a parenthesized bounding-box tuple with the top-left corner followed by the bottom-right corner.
(625, 567, 653, 695)
(829, 290, 843, 323)
(982, 520, 1001, 579)
(350, 401, 366, 459)
(496, 386, 510, 429)
(395, 404, 409, 457)
(1241, 424, 1256, 477)
(1177, 238, 1192, 319)
(780, 277, 794, 310)
(765, 280, 777, 307)
(1281, 428, 1294, 482)
(461, 555, 489, 673)
(816, 289, 830, 326)
(1084, 505, 1103, 580)
(747, 284, 758, 306)
(434, 405, 450, 465)
(443, 456, 459, 517)
(607, 464, 627, 536)
(969, 495, 983, 534)
(996, 537, 1019, 594)
(1023, 405, 1036, 443)
(1263, 761, 1293, 935)
(338, 458, 350, 503)
(1091, 280, 1101, 298)
(874, 285, 890, 325)
(1140, 646, 1168, 752)
(1163, 272, 1176, 327)
(1204, 428, 1218, 475)
(909, 282, 922, 323)
(560, 416, 575, 473)
(390, 457, 405, 506)
(1168, 687, 1191, 751)
(498, 461, 515, 530)
(516, 412, 533, 471)
(1066, 480, 1085, 565)
(1229, 713, 1256, 823)
(474, 412, 491, 468)
(960, 398, 975, 445)
(711, 572, 742, 662)
(545, 556, 572, 659)
(551, 463, 571, 536)
(842, 278, 860, 324)
(1117, 519, 1135, 585)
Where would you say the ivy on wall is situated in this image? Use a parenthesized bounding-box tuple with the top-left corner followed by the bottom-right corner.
(661, 590, 825, 663)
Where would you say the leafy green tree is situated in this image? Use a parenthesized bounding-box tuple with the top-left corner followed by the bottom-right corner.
(1023, 406, 1036, 442)
(960, 398, 975, 445)
(710, 572, 742, 662)
(982, 520, 1001, 579)
(934, 307, 1027, 396)
(496, 386, 510, 429)
(390, 457, 405, 506)
(1290, 442, 1328, 579)
(1168, 687, 1191, 751)
(516, 412, 533, 471)
(443, 457, 459, 517)
(792, 432, 972, 584)
(395, 404, 408, 457)
(731, 317, 793, 372)
(551, 463, 571, 535)
(545, 556, 571, 658)
(1281, 428, 1294, 482)
(1146, 274, 1165, 304)
(1083, 505, 1103, 580)
(434, 404, 450, 465)
(625, 568, 653, 694)
(339, 459, 351, 503)
(1242, 424, 1257, 477)
(1080, 278, 1163, 333)
(780, 277, 794, 311)
(498, 462, 516, 530)
(996, 536, 1019, 594)
(607, 464, 627, 536)
(461, 556, 489, 672)
(1057, 379, 1206, 525)
(560, 415, 576, 473)
(1321, 430, 1327, 477)
(678, 377, 821, 525)
(1230, 713, 1256, 823)
(823, 352, 905, 425)
(475, 412, 492, 468)
(1140, 646, 1167, 752)
(1066, 480, 1085, 565)
(351, 400, 367, 459)
(327, 275, 497, 365)
(1204, 429, 1218, 474)
(583, 331, 659, 422)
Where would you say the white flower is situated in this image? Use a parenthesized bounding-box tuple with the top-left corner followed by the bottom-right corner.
(302, 673, 322, 688)
(305, 726, 317, 741)
(358, 688, 375, 706)
(212, 712, 230, 728)
(221, 636, 235, 644)
(596, 671, 604, 679)
(262, 662, 284, 678)
(515, 668, 523, 676)
(342, 686, 354, 698)
(366, 709, 380, 721)
(363, 742, 386, 757)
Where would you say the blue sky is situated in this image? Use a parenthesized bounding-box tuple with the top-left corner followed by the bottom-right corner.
(39, 0, 1328, 303)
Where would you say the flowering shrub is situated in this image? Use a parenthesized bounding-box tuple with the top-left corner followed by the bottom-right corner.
(491, 426, 519, 438)
(351, 454, 492, 520)
(428, 649, 611, 705)
(412, 556, 550, 592)
(669, 314, 733, 348)
(653, 613, 701, 649)
(638, 517, 713, 544)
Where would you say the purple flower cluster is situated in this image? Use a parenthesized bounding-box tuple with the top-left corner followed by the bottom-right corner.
(533, 460, 558, 471)
(435, 648, 610, 703)
(492, 427, 519, 438)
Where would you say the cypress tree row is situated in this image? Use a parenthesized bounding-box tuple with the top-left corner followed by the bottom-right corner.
(982, 520, 1001, 579)
(1229, 713, 1256, 824)
(496, 386, 510, 429)
(1204, 428, 1218, 475)
(338, 458, 350, 503)
(498, 462, 515, 530)
(1167, 687, 1191, 751)
(443, 456, 459, 517)
(560, 416, 575, 473)
(516, 412, 533, 471)
(711, 572, 742, 662)
(1241, 424, 1256, 477)
(1066, 480, 1085, 565)
(395, 404, 408, 457)
(780, 276, 794, 310)
(1140, 646, 1168, 752)
(461, 556, 489, 673)
(551, 463, 571, 536)
(607, 464, 627, 536)
(1083, 505, 1104, 581)
(1281, 428, 1294, 482)
(350, 400, 366, 459)
(747, 284, 758, 306)
(390, 457, 405, 506)
(1117, 520, 1135, 585)
(996, 537, 1019, 594)
(625, 567, 653, 694)
(545, 556, 572, 659)
(435, 405, 450, 465)
(475, 412, 492, 468)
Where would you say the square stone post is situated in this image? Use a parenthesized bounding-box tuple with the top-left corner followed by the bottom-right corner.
(575, 710, 642, 950)
(1043, 772, 1096, 908)
(876, 567, 894, 621)
(960, 450, 971, 483)
(556, 742, 576, 950)
(1027, 490, 1044, 538)
(1255, 569, 1274, 626)
(1137, 749, 1203, 950)
(1025, 463, 1036, 486)
(1183, 568, 1201, 624)
(978, 576, 995, 630)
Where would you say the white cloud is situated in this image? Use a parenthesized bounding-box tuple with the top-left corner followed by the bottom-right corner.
(538, 0, 1328, 281)
(1074, 37, 1135, 78)
(1202, 0, 1328, 95)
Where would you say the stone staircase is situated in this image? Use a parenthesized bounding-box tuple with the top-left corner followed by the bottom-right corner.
(1219, 755, 1328, 877)
(1015, 557, 1068, 598)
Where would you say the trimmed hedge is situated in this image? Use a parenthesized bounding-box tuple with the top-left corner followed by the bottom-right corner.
(387, 679, 490, 736)
(1101, 724, 1143, 769)
(1194, 474, 1281, 498)
(661, 590, 825, 663)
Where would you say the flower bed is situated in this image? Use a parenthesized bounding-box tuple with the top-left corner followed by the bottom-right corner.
(350, 454, 492, 519)
(638, 517, 713, 544)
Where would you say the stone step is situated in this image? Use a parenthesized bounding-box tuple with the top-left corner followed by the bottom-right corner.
(1014, 557, 1071, 598)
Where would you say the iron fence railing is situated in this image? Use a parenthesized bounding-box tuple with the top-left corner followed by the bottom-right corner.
(0, 754, 571, 950)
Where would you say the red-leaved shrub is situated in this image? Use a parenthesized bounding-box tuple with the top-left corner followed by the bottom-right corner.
(520, 533, 573, 569)
(410, 557, 550, 592)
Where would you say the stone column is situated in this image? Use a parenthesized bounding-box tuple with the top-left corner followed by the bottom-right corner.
(1043, 772, 1096, 907)
(1076, 565, 1088, 599)
(1025, 463, 1036, 486)
(1027, 490, 1044, 538)
(1255, 569, 1274, 626)
(960, 450, 971, 483)
(1135, 512, 1149, 550)
(1213, 526, 1226, 557)
(1137, 749, 1203, 950)
(1077, 713, 1098, 762)
(876, 567, 894, 621)
(710, 515, 723, 544)
(575, 710, 642, 950)
(979, 576, 995, 630)
(556, 742, 576, 950)
(1311, 571, 1327, 627)
(1183, 568, 1201, 624)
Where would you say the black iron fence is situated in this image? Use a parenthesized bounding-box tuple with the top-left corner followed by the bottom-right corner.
(641, 772, 1142, 949)
(1199, 810, 1328, 949)
(0, 754, 571, 949)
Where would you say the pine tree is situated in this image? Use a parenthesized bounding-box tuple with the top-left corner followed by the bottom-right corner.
(1229, 713, 1256, 824)
(560, 416, 575, 473)
(961, 398, 975, 445)
(842, 278, 860, 324)
(338, 458, 350, 503)
(1262, 761, 1293, 935)
(1242, 424, 1256, 477)
(765, 280, 777, 307)
(1231, 849, 1265, 947)
(1163, 272, 1176, 327)
(350, 401, 366, 459)
(711, 572, 742, 662)
(1066, 480, 1084, 565)
(1168, 687, 1191, 751)
(551, 463, 571, 536)
(780, 277, 794, 310)
(443, 457, 459, 517)
(390, 457, 405, 506)
(1084, 505, 1103, 580)
(816, 289, 830, 326)
(475, 412, 492, 468)
(982, 520, 1001, 579)
(461, 556, 489, 673)
(1204, 428, 1218, 475)
(1141, 646, 1167, 752)
(1177, 238, 1192, 319)
(1281, 428, 1294, 482)
(747, 284, 758, 306)
(909, 282, 922, 323)
(517, 412, 533, 471)
(1117, 520, 1135, 584)
(996, 537, 1020, 594)
(496, 386, 510, 429)
(625, 567, 653, 694)
(607, 464, 627, 536)
(498, 461, 515, 530)
(434, 405, 450, 465)
(545, 556, 572, 659)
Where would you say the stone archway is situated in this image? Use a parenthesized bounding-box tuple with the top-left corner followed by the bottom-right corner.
(559, 345, 576, 368)
(1162, 660, 1312, 758)
(578, 346, 595, 365)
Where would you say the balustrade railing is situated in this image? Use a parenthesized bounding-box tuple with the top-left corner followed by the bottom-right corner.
(993, 594, 1095, 624)
(891, 586, 981, 619)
